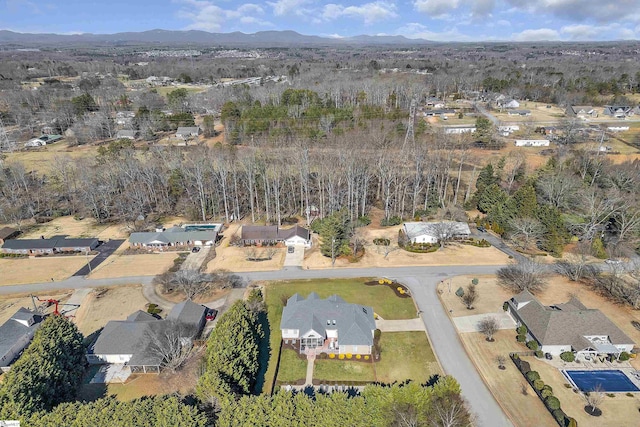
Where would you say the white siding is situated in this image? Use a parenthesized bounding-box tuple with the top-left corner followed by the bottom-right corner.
(282, 329, 299, 339)
(540, 345, 569, 356)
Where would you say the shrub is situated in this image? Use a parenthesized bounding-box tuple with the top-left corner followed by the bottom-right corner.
(543, 385, 553, 394)
(560, 352, 575, 363)
(373, 238, 390, 246)
(339, 354, 345, 359)
(471, 278, 479, 285)
(364, 355, 369, 360)
(329, 353, 335, 359)
(378, 279, 385, 284)
(541, 388, 553, 399)
(526, 340, 539, 351)
(563, 383, 572, 388)
(356, 354, 361, 360)
(552, 409, 566, 425)
(526, 371, 540, 382)
(535, 350, 543, 358)
(516, 325, 528, 335)
(619, 352, 631, 361)
(380, 216, 402, 227)
(606, 393, 615, 398)
(627, 392, 634, 397)
(567, 418, 577, 427)
(545, 395, 561, 410)
(503, 302, 509, 311)
(346, 354, 353, 359)
(533, 379, 545, 390)
(519, 360, 531, 375)
(356, 215, 371, 227)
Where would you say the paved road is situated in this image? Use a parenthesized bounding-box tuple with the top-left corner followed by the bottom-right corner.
(474, 102, 500, 125)
(73, 239, 126, 276)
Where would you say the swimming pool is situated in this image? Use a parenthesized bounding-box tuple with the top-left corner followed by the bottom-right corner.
(183, 224, 222, 232)
(563, 370, 639, 393)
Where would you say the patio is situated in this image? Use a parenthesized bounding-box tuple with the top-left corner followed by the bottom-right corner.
(90, 363, 131, 384)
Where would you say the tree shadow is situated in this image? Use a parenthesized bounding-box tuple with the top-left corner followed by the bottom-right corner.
(253, 310, 271, 394)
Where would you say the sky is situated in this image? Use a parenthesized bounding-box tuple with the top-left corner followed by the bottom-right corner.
(1, 0, 640, 41)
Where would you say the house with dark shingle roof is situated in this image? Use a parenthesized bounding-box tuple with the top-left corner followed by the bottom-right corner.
(1, 235, 99, 255)
(240, 225, 311, 247)
(280, 293, 376, 355)
(86, 301, 209, 373)
(0, 308, 43, 370)
(0, 227, 19, 245)
(506, 290, 635, 357)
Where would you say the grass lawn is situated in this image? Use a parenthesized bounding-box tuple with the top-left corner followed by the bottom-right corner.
(314, 359, 376, 383)
(276, 348, 308, 383)
(376, 332, 441, 384)
(262, 278, 417, 393)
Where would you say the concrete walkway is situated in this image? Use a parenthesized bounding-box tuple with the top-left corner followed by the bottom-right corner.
(304, 351, 316, 386)
(452, 312, 516, 333)
(64, 288, 92, 318)
(375, 318, 425, 332)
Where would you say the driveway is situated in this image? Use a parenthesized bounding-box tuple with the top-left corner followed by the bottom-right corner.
(283, 245, 305, 267)
(180, 246, 211, 271)
(73, 239, 126, 276)
(376, 318, 425, 332)
(474, 229, 527, 263)
(452, 312, 516, 333)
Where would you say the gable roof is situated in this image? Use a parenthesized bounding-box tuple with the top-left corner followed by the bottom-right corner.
(241, 225, 310, 242)
(0, 227, 19, 241)
(509, 291, 634, 350)
(167, 300, 207, 326)
(280, 293, 376, 346)
(116, 130, 137, 138)
(570, 105, 596, 115)
(129, 229, 217, 245)
(0, 308, 43, 366)
(403, 221, 471, 240)
(1, 236, 97, 250)
(176, 126, 200, 136)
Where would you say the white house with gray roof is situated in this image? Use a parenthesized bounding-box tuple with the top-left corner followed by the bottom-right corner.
(403, 221, 471, 244)
(86, 300, 209, 373)
(129, 225, 220, 251)
(280, 293, 376, 355)
(0, 308, 43, 371)
(506, 290, 634, 357)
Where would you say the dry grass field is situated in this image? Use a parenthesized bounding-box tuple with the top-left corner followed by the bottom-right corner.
(440, 275, 640, 426)
(4, 143, 99, 174)
(5, 215, 130, 240)
(74, 285, 149, 336)
(89, 253, 178, 279)
(0, 257, 91, 286)
(493, 101, 566, 123)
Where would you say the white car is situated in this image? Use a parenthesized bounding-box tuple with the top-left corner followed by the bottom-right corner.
(605, 259, 622, 265)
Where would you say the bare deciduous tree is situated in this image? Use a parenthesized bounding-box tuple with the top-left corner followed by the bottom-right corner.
(495, 355, 506, 369)
(496, 260, 548, 294)
(478, 316, 499, 342)
(508, 217, 544, 250)
(432, 394, 472, 427)
(461, 283, 477, 310)
(145, 320, 196, 373)
(582, 384, 605, 416)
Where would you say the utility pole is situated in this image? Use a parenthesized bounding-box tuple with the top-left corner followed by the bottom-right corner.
(331, 237, 336, 267)
(403, 99, 416, 149)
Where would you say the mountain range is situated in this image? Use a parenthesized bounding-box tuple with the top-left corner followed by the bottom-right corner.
(0, 29, 430, 47)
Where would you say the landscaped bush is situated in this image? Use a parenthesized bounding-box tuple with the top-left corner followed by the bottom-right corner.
(503, 302, 509, 311)
(545, 396, 561, 411)
(552, 409, 566, 425)
(373, 238, 390, 246)
(619, 352, 631, 361)
(403, 243, 439, 253)
(516, 325, 527, 335)
(533, 379, 545, 390)
(338, 354, 345, 360)
(535, 350, 544, 358)
(526, 340, 539, 351)
(346, 353, 353, 359)
(329, 354, 335, 359)
(516, 334, 526, 342)
(519, 360, 531, 375)
(380, 216, 402, 227)
(356, 215, 371, 227)
(526, 371, 540, 382)
(356, 354, 361, 360)
(541, 387, 553, 399)
(560, 352, 575, 363)
(364, 355, 369, 360)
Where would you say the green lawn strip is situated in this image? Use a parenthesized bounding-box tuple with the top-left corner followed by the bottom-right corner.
(313, 359, 376, 383)
(275, 349, 308, 383)
(375, 332, 441, 384)
(262, 278, 417, 393)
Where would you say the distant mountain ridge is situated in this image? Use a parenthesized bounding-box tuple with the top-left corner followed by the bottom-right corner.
(0, 29, 431, 46)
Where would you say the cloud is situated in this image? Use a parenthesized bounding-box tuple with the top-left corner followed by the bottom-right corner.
(471, 0, 494, 18)
(512, 28, 559, 41)
(560, 23, 638, 40)
(395, 22, 477, 41)
(322, 1, 398, 24)
(505, 0, 640, 24)
(413, 0, 459, 17)
(178, 0, 271, 31)
(266, 0, 313, 17)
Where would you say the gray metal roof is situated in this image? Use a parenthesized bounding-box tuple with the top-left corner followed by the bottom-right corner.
(0, 227, 18, 241)
(116, 130, 137, 138)
(0, 308, 43, 367)
(280, 293, 376, 346)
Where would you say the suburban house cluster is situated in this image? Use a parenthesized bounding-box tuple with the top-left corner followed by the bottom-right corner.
(240, 225, 312, 247)
(402, 221, 471, 244)
(129, 223, 222, 251)
(86, 300, 210, 373)
(1, 235, 99, 255)
(0, 308, 44, 371)
(280, 293, 376, 355)
(567, 104, 640, 119)
(506, 290, 635, 357)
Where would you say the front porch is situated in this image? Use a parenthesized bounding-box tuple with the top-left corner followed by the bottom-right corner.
(284, 338, 339, 355)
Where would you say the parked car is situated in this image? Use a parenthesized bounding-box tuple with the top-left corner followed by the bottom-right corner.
(605, 258, 622, 265)
(477, 226, 486, 233)
(545, 353, 552, 360)
(287, 246, 295, 254)
(191, 247, 201, 253)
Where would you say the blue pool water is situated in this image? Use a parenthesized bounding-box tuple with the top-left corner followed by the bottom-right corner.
(564, 370, 639, 393)
(184, 224, 220, 232)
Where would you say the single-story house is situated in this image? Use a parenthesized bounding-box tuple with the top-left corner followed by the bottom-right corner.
(86, 300, 208, 373)
(567, 105, 598, 118)
(515, 139, 550, 147)
(24, 134, 63, 148)
(424, 109, 456, 117)
(0, 227, 19, 245)
(607, 126, 629, 132)
(175, 127, 200, 139)
(129, 225, 220, 250)
(506, 290, 635, 357)
(425, 97, 444, 108)
(603, 105, 637, 118)
(115, 111, 135, 125)
(240, 225, 312, 247)
(443, 125, 476, 134)
(500, 99, 520, 109)
(403, 221, 471, 244)
(1, 235, 99, 255)
(0, 308, 43, 371)
(280, 293, 376, 355)
(498, 125, 520, 133)
(507, 109, 531, 116)
(116, 129, 137, 140)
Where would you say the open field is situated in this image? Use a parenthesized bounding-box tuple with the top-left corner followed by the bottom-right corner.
(460, 331, 556, 426)
(263, 278, 418, 393)
(74, 285, 149, 336)
(206, 223, 286, 272)
(153, 85, 208, 98)
(88, 252, 178, 279)
(526, 356, 640, 426)
(375, 332, 441, 383)
(493, 101, 566, 123)
(4, 143, 99, 174)
(0, 256, 91, 286)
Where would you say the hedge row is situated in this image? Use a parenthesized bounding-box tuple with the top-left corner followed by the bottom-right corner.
(511, 354, 577, 427)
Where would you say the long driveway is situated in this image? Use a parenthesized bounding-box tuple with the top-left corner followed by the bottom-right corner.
(3, 264, 511, 425)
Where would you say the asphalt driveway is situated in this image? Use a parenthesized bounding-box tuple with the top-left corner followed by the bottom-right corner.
(73, 239, 125, 276)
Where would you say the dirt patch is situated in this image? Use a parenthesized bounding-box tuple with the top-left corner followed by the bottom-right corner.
(0, 291, 71, 324)
(0, 257, 91, 285)
(74, 285, 149, 336)
(89, 253, 178, 279)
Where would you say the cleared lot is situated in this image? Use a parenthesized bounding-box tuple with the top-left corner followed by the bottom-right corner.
(0, 257, 92, 286)
(89, 253, 178, 279)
